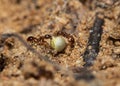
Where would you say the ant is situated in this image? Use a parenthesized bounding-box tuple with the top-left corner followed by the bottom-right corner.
(27, 31, 75, 54)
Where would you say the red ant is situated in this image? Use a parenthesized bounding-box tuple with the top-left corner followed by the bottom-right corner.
(27, 31, 75, 53)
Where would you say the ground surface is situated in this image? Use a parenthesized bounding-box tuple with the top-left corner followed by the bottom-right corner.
(0, 0, 120, 86)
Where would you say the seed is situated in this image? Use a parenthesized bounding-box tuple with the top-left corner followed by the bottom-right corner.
(50, 36, 66, 52)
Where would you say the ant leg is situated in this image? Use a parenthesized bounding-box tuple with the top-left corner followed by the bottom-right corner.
(67, 35, 75, 48)
(37, 36, 45, 45)
(38, 34, 52, 48)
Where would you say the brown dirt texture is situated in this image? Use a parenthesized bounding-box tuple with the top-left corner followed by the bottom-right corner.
(0, 0, 120, 86)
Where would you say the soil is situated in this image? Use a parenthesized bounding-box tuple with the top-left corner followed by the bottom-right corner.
(0, 0, 120, 86)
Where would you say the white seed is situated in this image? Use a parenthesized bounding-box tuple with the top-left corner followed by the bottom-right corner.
(50, 36, 66, 52)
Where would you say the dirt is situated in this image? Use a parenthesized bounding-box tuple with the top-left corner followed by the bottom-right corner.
(0, 0, 120, 86)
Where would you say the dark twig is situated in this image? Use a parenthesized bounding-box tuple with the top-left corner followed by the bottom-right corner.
(83, 16, 104, 67)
